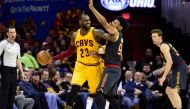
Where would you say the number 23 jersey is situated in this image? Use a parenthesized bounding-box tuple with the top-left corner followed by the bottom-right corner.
(75, 27, 99, 64)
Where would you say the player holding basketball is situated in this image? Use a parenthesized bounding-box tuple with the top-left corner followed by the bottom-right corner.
(52, 13, 119, 109)
(89, 0, 129, 109)
(151, 29, 187, 109)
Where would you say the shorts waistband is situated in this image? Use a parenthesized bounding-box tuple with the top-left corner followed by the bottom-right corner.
(177, 61, 186, 65)
(105, 64, 120, 68)
(77, 61, 100, 66)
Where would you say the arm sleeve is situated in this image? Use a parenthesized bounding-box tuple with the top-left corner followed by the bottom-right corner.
(52, 45, 75, 61)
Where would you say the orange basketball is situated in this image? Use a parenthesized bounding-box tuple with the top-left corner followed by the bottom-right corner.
(37, 50, 52, 66)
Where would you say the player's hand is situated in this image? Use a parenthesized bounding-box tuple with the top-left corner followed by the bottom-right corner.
(107, 22, 117, 34)
(159, 77, 165, 86)
(89, 0, 94, 9)
(98, 47, 105, 54)
(89, 50, 98, 57)
(49, 56, 54, 64)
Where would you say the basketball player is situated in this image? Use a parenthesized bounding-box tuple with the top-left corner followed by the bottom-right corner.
(89, 0, 129, 109)
(52, 13, 119, 109)
(151, 29, 188, 109)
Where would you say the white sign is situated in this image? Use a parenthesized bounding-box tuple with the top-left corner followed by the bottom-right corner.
(101, 0, 156, 11)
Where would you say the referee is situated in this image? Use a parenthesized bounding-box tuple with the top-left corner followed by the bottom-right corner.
(0, 26, 25, 109)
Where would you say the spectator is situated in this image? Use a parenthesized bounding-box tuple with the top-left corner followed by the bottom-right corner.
(117, 70, 133, 96)
(32, 72, 47, 92)
(19, 71, 49, 109)
(48, 69, 63, 93)
(31, 71, 64, 109)
(142, 64, 156, 88)
(133, 72, 148, 109)
(15, 86, 34, 109)
(21, 48, 39, 70)
(60, 72, 72, 92)
(136, 48, 157, 72)
(155, 55, 163, 68)
(117, 70, 136, 109)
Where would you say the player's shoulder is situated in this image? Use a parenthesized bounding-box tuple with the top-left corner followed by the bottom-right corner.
(160, 43, 170, 51)
(160, 43, 169, 48)
(71, 31, 77, 38)
(160, 41, 168, 47)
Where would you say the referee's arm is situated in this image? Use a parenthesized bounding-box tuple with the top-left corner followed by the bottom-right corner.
(16, 59, 26, 79)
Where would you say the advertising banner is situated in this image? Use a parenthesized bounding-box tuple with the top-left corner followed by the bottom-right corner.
(1, 0, 89, 41)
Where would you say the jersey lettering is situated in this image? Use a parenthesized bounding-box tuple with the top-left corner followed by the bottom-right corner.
(118, 43, 123, 57)
(76, 39, 94, 47)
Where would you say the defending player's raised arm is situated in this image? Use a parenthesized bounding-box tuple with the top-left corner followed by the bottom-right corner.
(160, 43, 173, 78)
(89, 0, 110, 31)
(94, 28, 118, 42)
(52, 32, 76, 61)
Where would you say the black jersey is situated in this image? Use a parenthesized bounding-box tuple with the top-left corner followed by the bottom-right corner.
(104, 32, 123, 65)
(160, 42, 184, 67)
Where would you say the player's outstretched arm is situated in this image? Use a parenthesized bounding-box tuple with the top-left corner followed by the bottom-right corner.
(89, 0, 109, 30)
(89, 0, 119, 41)
(94, 28, 119, 42)
(52, 45, 75, 61)
(52, 32, 76, 61)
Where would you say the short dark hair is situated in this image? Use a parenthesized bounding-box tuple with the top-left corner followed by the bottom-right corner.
(6, 25, 15, 32)
(79, 13, 89, 20)
(116, 16, 129, 29)
(32, 71, 40, 76)
(143, 63, 151, 67)
(151, 29, 163, 36)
